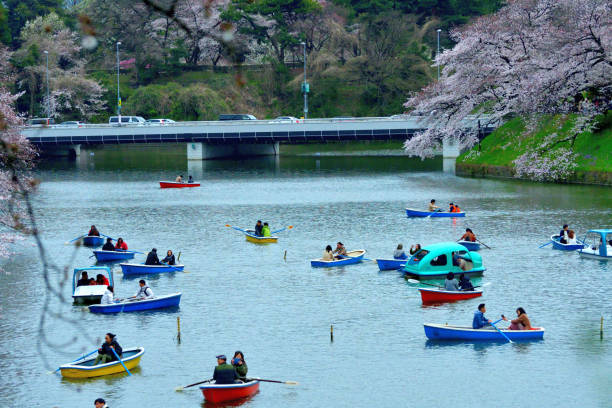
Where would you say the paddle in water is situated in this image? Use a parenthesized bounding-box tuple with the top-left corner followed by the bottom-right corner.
(64, 234, 87, 245)
(270, 225, 294, 234)
(250, 377, 299, 385)
(407, 278, 443, 289)
(225, 224, 248, 233)
(48, 349, 98, 374)
(110, 347, 132, 376)
(476, 238, 492, 249)
(175, 378, 213, 392)
(490, 320, 513, 343)
(538, 241, 553, 248)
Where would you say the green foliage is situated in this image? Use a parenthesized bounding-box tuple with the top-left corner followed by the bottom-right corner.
(0, 4, 11, 45)
(5, 0, 65, 46)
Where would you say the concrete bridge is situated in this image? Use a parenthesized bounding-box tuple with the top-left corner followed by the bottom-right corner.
(21, 116, 496, 160)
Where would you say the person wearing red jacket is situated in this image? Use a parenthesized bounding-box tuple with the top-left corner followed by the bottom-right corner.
(115, 237, 128, 250)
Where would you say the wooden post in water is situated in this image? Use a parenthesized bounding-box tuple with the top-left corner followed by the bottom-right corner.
(177, 251, 182, 262)
(601, 316, 604, 340)
(330, 325, 333, 342)
(284, 250, 287, 261)
(177, 316, 181, 344)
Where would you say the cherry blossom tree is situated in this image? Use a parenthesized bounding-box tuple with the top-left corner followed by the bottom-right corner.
(403, 0, 611, 179)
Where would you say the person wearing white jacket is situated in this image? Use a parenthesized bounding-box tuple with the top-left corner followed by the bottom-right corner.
(100, 286, 115, 304)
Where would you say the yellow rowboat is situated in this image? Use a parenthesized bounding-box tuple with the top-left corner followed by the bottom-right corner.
(59, 347, 144, 378)
(244, 229, 278, 244)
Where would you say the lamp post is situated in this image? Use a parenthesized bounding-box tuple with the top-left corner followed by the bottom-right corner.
(301, 42, 309, 119)
(44, 50, 49, 117)
(436, 29, 442, 81)
(116, 41, 121, 123)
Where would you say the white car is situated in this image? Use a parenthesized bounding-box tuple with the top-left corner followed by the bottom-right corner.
(109, 116, 146, 126)
(270, 116, 301, 123)
(59, 121, 86, 127)
(146, 118, 176, 125)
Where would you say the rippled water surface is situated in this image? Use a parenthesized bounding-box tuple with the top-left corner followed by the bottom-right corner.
(1, 147, 611, 408)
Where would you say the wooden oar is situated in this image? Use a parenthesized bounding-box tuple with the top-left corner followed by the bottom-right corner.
(48, 349, 98, 374)
(271, 225, 294, 234)
(64, 234, 87, 245)
(100, 234, 116, 241)
(110, 347, 132, 376)
(476, 238, 492, 249)
(225, 224, 248, 233)
(538, 241, 553, 248)
(406, 278, 442, 288)
(174, 378, 212, 391)
(250, 377, 299, 385)
(490, 320, 513, 343)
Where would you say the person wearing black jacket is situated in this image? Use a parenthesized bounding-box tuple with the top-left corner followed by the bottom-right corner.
(93, 333, 123, 365)
(145, 248, 161, 265)
(161, 250, 175, 265)
(76, 271, 89, 287)
(102, 238, 115, 251)
(254, 220, 263, 236)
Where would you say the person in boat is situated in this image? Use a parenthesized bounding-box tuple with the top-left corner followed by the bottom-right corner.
(559, 224, 569, 244)
(145, 248, 161, 265)
(262, 222, 271, 237)
(188, 175, 194, 183)
(504, 307, 532, 330)
(449, 202, 461, 213)
(94, 398, 108, 408)
(100, 286, 115, 304)
(393, 244, 407, 260)
(115, 237, 128, 250)
(428, 199, 441, 212)
(88, 225, 100, 236)
(333, 242, 348, 259)
(175, 175, 183, 183)
(452, 252, 469, 271)
(102, 237, 115, 251)
(322, 245, 334, 261)
(161, 250, 175, 265)
(567, 230, 577, 244)
(232, 351, 248, 381)
(458, 273, 474, 291)
(472, 303, 492, 329)
(77, 271, 90, 287)
(130, 279, 154, 299)
(444, 272, 460, 291)
(89, 277, 97, 285)
(460, 228, 476, 242)
(96, 274, 109, 286)
(93, 332, 122, 365)
(254, 220, 263, 236)
(409, 244, 422, 255)
(213, 354, 239, 384)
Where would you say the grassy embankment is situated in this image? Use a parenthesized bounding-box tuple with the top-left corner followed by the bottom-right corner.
(457, 114, 612, 185)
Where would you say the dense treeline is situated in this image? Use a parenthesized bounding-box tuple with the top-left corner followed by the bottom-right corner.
(0, 0, 503, 121)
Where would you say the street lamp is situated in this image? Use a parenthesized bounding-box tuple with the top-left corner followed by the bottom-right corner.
(436, 29, 442, 80)
(44, 50, 49, 117)
(116, 41, 121, 123)
(301, 42, 309, 119)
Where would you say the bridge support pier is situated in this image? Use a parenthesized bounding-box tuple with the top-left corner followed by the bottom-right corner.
(442, 137, 460, 174)
(41, 144, 81, 158)
(187, 142, 279, 160)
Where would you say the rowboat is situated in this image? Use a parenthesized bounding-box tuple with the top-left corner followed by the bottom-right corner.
(93, 250, 137, 262)
(120, 263, 184, 275)
(578, 229, 612, 260)
(375, 258, 406, 271)
(311, 250, 366, 268)
(244, 229, 278, 244)
(406, 208, 466, 218)
(59, 347, 145, 378)
(458, 240, 480, 251)
(402, 242, 485, 279)
(72, 266, 113, 305)
(424, 323, 545, 341)
(200, 380, 260, 403)
(159, 181, 200, 188)
(82, 235, 104, 247)
(419, 288, 483, 304)
(89, 293, 181, 313)
(551, 234, 584, 251)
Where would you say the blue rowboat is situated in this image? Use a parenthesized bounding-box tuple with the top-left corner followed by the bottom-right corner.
(551, 234, 584, 251)
(458, 240, 480, 251)
(311, 250, 366, 268)
(406, 208, 466, 218)
(578, 229, 612, 260)
(120, 263, 184, 275)
(82, 236, 104, 247)
(93, 250, 136, 262)
(375, 258, 406, 271)
(402, 242, 485, 279)
(89, 293, 181, 313)
(424, 323, 545, 341)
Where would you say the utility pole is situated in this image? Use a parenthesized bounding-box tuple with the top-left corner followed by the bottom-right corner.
(116, 41, 122, 123)
(44, 50, 49, 117)
(301, 42, 309, 119)
(436, 29, 442, 80)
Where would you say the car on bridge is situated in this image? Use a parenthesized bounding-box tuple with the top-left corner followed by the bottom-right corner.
(219, 114, 257, 121)
(146, 119, 175, 125)
(109, 116, 146, 125)
(27, 118, 55, 126)
(59, 121, 86, 127)
(269, 116, 301, 123)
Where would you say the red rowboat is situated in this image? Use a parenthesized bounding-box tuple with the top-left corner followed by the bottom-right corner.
(419, 288, 483, 304)
(159, 181, 200, 189)
(200, 380, 260, 403)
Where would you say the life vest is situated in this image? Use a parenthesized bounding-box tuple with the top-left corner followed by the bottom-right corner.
(452, 205, 461, 213)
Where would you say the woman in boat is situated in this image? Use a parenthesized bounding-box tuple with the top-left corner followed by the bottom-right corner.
(458, 273, 474, 291)
(115, 237, 128, 250)
(100, 286, 115, 304)
(505, 307, 532, 330)
(102, 237, 115, 251)
(262, 222, 271, 237)
(162, 250, 175, 265)
(567, 230, 577, 244)
(96, 274, 109, 286)
(88, 225, 100, 236)
(232, 351, 248, 381)
(93, 332, 122, 365)
(393, 244, 407, 260)
(450, 203, 462, 213)
(460, 228, 476, 242)
(322, 245, 334, 261)
(444, 272, 460, 291)
(409, 244, 422, 255)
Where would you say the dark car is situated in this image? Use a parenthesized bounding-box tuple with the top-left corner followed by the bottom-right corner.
(218, 114, 257, 121)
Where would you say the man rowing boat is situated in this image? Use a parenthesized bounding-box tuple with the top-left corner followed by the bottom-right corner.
(333, 242, 347, 259)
